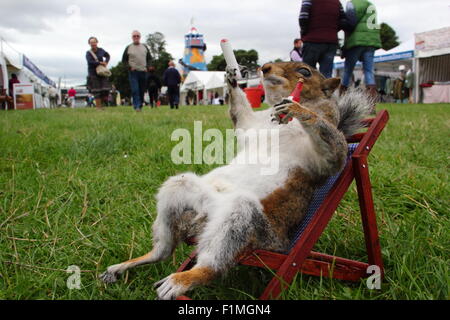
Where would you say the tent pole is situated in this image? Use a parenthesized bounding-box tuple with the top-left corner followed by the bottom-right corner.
(413, 57, 420, 103)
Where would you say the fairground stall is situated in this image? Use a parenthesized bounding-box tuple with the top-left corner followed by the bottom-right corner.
(414, 27, 450, 104)
(333, 39, 416, 102)
(0, 37, 58, 110)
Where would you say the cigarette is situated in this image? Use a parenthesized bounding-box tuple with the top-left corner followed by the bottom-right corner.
(220, 39, 242, 79)
(288, 79, 304, 103)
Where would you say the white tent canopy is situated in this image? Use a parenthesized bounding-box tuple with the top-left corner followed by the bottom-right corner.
(180, 71, 227, 105)
(181, 71, 226, 92)
(1, 41, 23, 70)
(415, 27, 450, 59)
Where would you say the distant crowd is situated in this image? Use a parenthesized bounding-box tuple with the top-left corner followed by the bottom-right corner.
(289, 0, 414, 104)
(81, 0, 386, 111)
(290, 0, 382, 103)
(85, 30, 181, 111)
(74, 0, 408, 111)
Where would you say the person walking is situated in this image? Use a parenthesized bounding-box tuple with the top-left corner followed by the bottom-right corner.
(86, 94, 95, 107)
(122, 30, 152, 112)
(86, 36, 111, 111)
(67, 87, 77, 108)
(290, 39, 303, 62)
(299, 0, 350, 78)
(110, 85, 118, 107)
(0, 87, 13, 110)
(340, 0, 381, 110)
(49, 86, 58, 108)
(147, 66, 161, 108)
(163, 61, 181, 109)
(8, 74, 20, 98)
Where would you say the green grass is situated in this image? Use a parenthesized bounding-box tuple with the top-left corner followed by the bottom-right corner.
(0, 104, 448, 300)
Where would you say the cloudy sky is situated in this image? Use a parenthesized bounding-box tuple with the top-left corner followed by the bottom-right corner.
(1, 0, 449, 86)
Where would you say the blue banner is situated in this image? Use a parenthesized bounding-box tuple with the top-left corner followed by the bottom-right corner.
(334, 50, 415, 69)
(23, 55, 56, 87)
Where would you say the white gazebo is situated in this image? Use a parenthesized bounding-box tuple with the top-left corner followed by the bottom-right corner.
(180, 71, 226, 105)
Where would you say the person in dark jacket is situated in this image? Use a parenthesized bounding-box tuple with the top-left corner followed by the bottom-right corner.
(8, 74, 20, 98)
(86, 37, 111, 110)
(163, 61, 181, 109)
(147, 66, 161, 108)
(299, 0, 350, 78)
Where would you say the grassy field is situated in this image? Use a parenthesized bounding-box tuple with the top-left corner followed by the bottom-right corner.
(0, 103, 448, 300)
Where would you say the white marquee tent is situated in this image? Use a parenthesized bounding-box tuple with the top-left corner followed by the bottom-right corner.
(1, 37, 57, 109)
(180, 71, 226, 105)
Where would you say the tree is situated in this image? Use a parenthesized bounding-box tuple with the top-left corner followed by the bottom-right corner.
(207, 49, 259, 72)
(266, 58, 284, 63)
(146, 32, 174, 80)
(110, 62, 130, 98)
(207, 54, 227, 72)
(154, 51, 173, 81)
(146, 32, 167, 61)
(380, 23, 400, 51)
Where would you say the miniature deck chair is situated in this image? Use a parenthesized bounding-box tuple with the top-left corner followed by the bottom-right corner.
(177, 110, 389, 300)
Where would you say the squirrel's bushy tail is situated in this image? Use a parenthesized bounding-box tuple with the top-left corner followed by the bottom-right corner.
(337, 88, 374, 138)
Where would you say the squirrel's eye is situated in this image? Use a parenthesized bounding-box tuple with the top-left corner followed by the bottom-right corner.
(296, 68, 312, 78)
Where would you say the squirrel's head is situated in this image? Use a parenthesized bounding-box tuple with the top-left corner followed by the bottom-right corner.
(260, 62, 340, 106)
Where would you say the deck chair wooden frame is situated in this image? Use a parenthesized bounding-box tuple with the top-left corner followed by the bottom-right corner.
(176, 110, 389, 300)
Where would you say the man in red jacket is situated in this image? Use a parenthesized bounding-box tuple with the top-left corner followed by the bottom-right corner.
(299, 0, 350, 78)
(67, 87, 77, 108)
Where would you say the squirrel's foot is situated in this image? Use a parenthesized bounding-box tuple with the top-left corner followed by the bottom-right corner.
(154, 274, 189, 300)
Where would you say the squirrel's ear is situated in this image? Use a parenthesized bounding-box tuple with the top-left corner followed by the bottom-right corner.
(322, 77, 341, 97)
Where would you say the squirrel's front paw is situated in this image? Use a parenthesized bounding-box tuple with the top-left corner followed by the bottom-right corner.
(225, 66, 248, 88)
(225, 67, 238, 88)
(272, 99, 301, 124)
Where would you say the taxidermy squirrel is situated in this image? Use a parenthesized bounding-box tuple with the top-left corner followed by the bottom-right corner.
(100, 62, 373, 299)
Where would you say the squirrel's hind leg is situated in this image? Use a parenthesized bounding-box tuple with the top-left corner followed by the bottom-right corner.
(155, 191, 271, 299)
(100, 173, 213, 284)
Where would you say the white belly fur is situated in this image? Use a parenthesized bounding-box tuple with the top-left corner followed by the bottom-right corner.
(203, 109, 319, 200)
